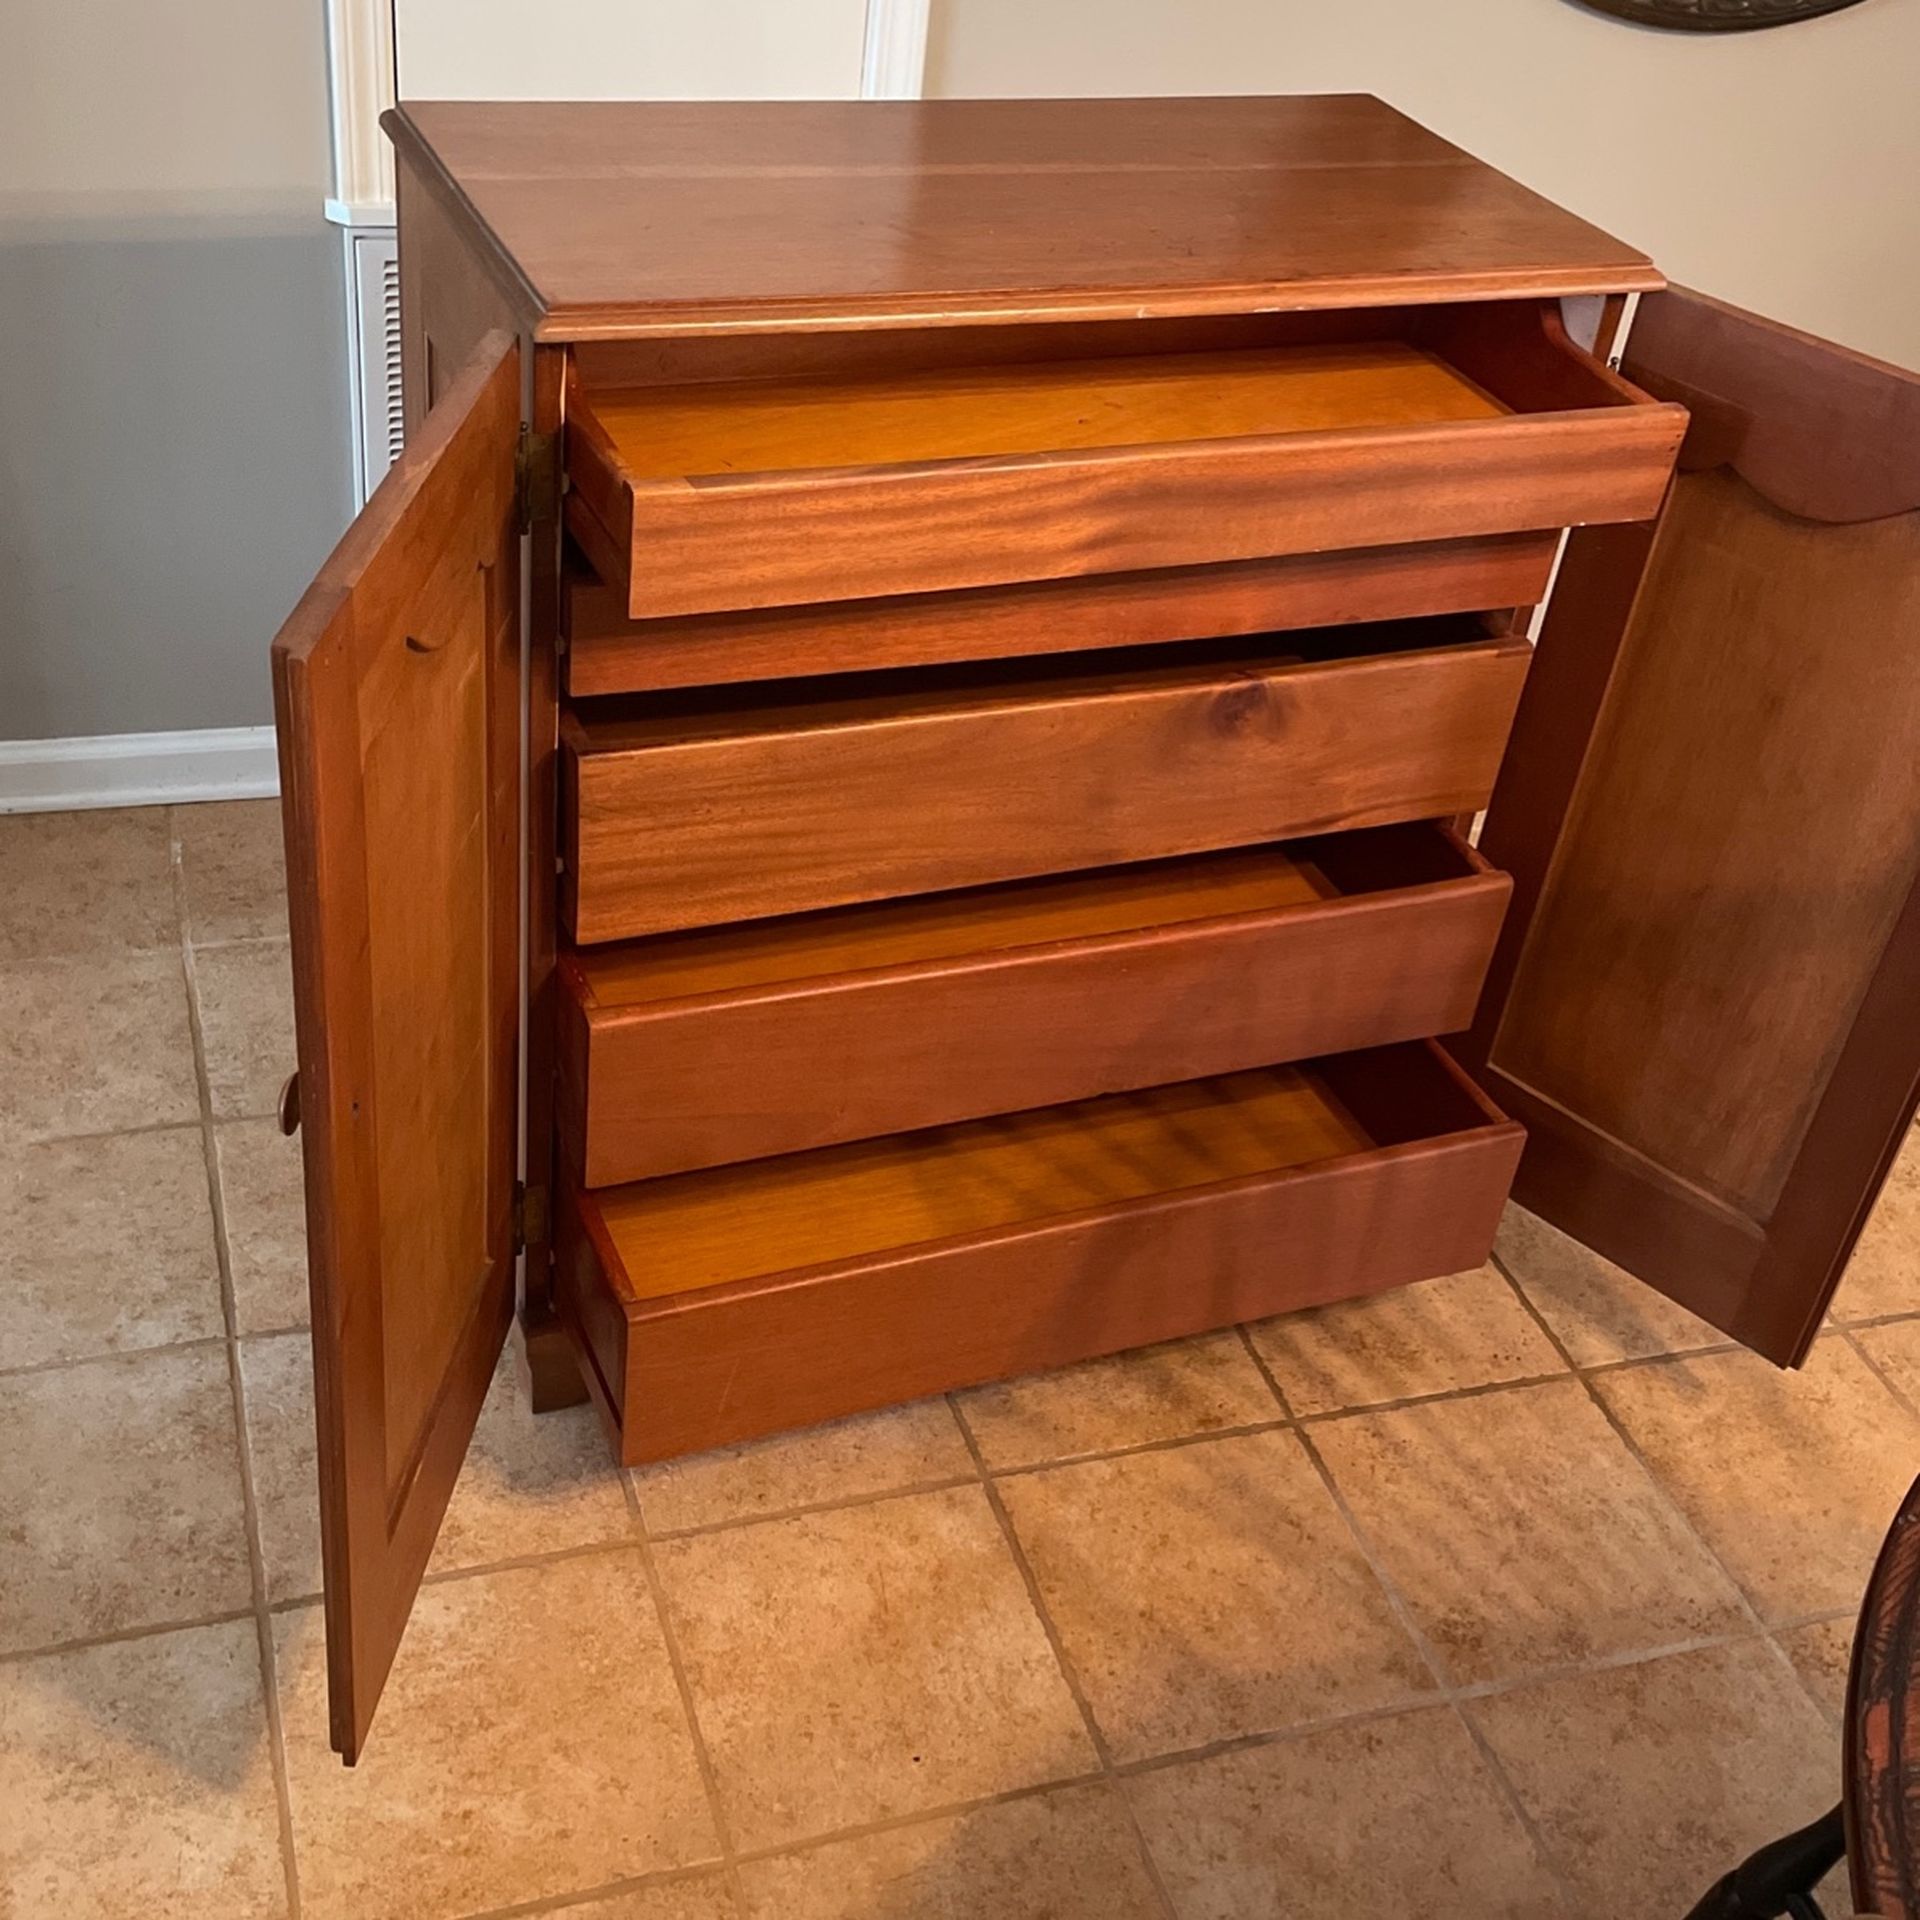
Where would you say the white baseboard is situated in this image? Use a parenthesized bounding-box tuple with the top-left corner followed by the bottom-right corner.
(0, 727, 279, 813)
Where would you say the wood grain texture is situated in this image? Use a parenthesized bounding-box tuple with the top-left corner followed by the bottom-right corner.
(561, 624, 1531, 943)
(517, 342, 590, 1413)
(271, 333, 521, 1762)
(582, 343, 1506, 478)
(1466, 287, 1920, 1365)
(1494, 474, 1920, 1220)
(395, 150, 530, 436)
(565, 318, 1681, 618)
(555, 1043, 1523, 1462)
(383, 96, 1659, 342)
(563, 534, 1559, 697)
(1635, 284, 1920, 523)
(558, 824, 1509, 1183)
(1846, 1471, 1920, 1920)
(568, 306, 1412, 392)
(390, 170, 581, 1409)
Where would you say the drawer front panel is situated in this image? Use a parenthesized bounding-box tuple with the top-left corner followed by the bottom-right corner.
(573, 409, 1679, 621)
(564, 533, 1560, 697)
(555, 1044, 1524, 1463)
(560, 825, 1511, 1184)
(562, 627, 1531, 942)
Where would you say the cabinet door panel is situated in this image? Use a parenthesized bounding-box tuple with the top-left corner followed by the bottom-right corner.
(1466, 287, 1920, 1363)
(272, 332, 522, 1761)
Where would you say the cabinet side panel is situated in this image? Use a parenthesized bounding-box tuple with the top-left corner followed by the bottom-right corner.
(396, 149, 527, 435)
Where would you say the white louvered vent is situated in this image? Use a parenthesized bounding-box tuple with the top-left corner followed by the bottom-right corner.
(378, 248, 402, 467)
(348, 229, 403, 507)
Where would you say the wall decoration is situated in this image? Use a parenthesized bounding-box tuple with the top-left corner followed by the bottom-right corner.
(1573, 0, 1872, 27)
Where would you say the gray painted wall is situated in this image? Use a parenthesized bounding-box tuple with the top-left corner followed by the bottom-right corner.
(2, 0, 354, 742)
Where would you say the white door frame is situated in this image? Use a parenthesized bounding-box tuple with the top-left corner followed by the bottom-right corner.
(322, 0, 932, 227)
(862, 0, 931, 97)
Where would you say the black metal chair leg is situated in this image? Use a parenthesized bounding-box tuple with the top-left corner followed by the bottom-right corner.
(1682, 1804, 1847, 1920)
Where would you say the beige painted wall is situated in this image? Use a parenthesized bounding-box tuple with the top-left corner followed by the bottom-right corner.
(2, 0, 349, 740)
(4, 0, 330, 223)
(928, 0, 1920, 370)
(396, 0, 870, 99)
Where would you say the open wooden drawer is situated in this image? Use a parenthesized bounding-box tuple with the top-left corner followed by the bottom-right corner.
(561, 615, 1530, 942)
(558, 821, 1510, 1183)
(557, 1040, 1524, 1463)
(564, 302, 1685, 620)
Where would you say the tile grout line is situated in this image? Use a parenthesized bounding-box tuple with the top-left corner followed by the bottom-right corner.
(1832, 1305, 1920, 1334)
(262, 1529, 654, 1615)
(1482, 1242, 1869, 1804)
(982, 1409, 1293, 1472)
(169, 811, 305, 1920)
(1235, 1321, 1586, 1915)
(189, 931, 295, 955)
(504, 1262, 1902, 1907)
(8, 1240, 1911, 1593)
(0, 1330, 233, 1384)
(12, 1107, 288, 1154)
(722, 1764, 1105, 1872)
(1097, 1608, 1811, 1775)
(1838, 1319, 1920, 1424)
(289, 1297, 1887, 1627)
(944, 1391, 1183, 1920)
(1443, 1616, 1821, 1703)
(1489, 1247, 1776, 1640)
(1292, 1365, 1573, 1424)
(618, 1466, 751, 1913)
(641, 1468, 984, 1541)
(327, 1318, 1871, 1916)
(1234, 1323, 1466, 1699)
(272, 1484, 1858, 1665)
(457, 1856, 737, 1920)
(461, 1765, 1139, 1920)
(0, 1605, 263, 1668)
(452, 1598, 1856, 1915)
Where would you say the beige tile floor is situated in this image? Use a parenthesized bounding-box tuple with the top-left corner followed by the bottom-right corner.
(4, 800, 1918, 1919)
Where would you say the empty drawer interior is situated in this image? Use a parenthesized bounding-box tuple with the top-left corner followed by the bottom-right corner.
(565, 821, 1493, 1013)
(579, 1041, 1508, 1302)
(572, 301, 1651, 486)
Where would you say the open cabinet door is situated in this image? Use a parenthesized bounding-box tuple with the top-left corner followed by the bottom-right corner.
(1465, 288, 1920, 1365)
(272, 333, 522, 1761)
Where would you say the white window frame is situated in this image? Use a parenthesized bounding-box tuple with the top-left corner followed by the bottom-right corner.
(321, 0, 931, 228)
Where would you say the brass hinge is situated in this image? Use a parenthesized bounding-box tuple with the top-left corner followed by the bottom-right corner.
(511, 1181, 550, 1252)
(514, 426, 561, 534)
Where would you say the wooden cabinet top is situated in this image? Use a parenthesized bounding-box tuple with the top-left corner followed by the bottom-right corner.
(388, 95, 1660, 341)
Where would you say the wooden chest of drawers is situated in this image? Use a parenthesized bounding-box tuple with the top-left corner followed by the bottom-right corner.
(271, 96, 1920, 1759)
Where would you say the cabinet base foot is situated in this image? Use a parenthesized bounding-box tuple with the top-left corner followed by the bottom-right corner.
(518, 1307, 590, 1413)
